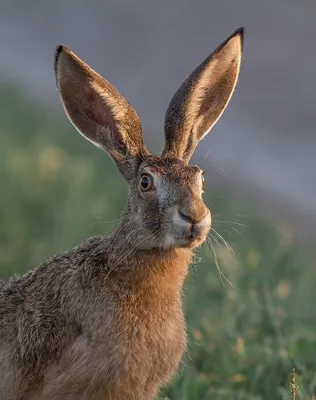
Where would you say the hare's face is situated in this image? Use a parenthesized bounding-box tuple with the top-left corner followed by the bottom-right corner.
(131, 156, 211, 249)
(54, 29, 243, 250)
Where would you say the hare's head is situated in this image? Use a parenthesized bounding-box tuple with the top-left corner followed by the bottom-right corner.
(54, 28, 243, 250)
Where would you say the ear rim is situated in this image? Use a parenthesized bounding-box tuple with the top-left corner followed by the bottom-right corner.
(162, 27, 244, 163)
(197, 27, 244, 142)
(54, 45, 106, 151)
(54, 44, 66, 78)
(54, 45, 150, 181)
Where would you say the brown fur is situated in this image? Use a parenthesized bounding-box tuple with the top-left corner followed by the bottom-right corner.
(0, 28, 243, 399)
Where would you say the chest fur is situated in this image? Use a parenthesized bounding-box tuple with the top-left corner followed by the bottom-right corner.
(38, 251, 191, 399)
(114, 281, 187, 392)
(110, 256, 189, 386)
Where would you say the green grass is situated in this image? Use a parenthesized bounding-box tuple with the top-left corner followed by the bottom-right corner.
(1, 84, 316, 399)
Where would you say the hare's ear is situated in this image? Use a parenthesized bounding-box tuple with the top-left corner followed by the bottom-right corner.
(162, 28, 243, 163)
(54, 45, 149, 181)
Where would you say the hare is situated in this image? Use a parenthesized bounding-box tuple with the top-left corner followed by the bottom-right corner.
(0, 28, 243, 399)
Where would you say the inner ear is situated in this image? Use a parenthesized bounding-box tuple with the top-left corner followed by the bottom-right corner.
(54, 45, 150, 181)
(162, 28, 243, 163)
(182, 132, 198, 161)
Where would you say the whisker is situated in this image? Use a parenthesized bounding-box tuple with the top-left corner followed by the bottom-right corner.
(209, 231, 220, 248)
(231, 227, 247, 241)
(218, 167, 228, 177)
(211, 228, 235, 255)
(96, 218, 122, 225)
(206, 237, 225, 287)
(213, 220, 249, 229)
(206, 236, 241, 292)
(233, 213, 246, 218)
(204, 146, 213, 160)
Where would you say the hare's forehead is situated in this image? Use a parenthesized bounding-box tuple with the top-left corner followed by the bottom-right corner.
(139, 157, 201, 180)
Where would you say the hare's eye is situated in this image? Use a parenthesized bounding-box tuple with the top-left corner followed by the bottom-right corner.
(201, 173, 205, 186)
(140, 174, 154, 191)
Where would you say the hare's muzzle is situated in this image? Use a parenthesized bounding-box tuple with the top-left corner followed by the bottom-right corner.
(182, 212, 211, 239)
(177, 206, 211, 246)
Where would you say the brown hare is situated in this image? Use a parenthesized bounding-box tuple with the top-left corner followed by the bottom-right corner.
(0, 28, 243, 399)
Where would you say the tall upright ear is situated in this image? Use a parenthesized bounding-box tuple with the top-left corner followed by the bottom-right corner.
(54, 45, 149, 181)
(162, 28, 244, 163)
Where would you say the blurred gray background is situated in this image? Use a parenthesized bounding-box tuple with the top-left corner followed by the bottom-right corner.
(0, 0, 315, 241)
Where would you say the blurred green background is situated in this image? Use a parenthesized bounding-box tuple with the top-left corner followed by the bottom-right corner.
(1, 84, 316, 399)
(1, 1, 316, 399)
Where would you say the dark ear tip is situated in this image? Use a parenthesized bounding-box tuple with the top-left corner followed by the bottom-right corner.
(54, 45, 71, 74)
(232, 27, 245, 51)
(54, 45, 63, 72)
(234, 27, 245, 36)
(213, 27, 245, 59)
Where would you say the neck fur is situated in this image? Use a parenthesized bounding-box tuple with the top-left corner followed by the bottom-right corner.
(109, 210, 194, 287)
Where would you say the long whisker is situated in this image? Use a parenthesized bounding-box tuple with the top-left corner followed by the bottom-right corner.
(204, 146, 213, 160)
(218, 167, 228, 177)
(96, 218, 122, 225)
(211, 228, 235, 255)
(231, 227, 247, 241)
(206, 236, 225, 287)
(206, 236, 241, 292)
(212, 220, 249, 229)
(209, 230, 220, 247)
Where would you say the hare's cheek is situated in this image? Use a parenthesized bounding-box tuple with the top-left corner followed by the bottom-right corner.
(138, 189, 157, 201)
(162, 234, 176, 248)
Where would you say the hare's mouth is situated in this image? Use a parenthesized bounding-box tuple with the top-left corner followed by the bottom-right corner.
(183, 227, 209, 247)
(162, 210, 211, 249)
(180, 211, 211, 238)
(174, 234, 208, 249)
(184, 220, 207, 239)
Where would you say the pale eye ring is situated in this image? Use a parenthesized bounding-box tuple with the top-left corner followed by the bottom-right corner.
(139, 174, 154, 191)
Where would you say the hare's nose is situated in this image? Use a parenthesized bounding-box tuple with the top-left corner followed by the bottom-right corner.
(179, 210, 195, 224)
(178, 200, 208, 224)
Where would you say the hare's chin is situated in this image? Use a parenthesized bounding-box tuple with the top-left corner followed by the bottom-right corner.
(184, 234, 208, 247)
(180, 239, 204, 249)
(162, 233, 207, 249)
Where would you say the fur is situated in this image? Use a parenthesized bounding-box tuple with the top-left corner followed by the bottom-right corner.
(0, 27, 243, 399)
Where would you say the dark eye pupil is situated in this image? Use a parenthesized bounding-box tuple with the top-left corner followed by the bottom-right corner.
(141, 176, 149, 188)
